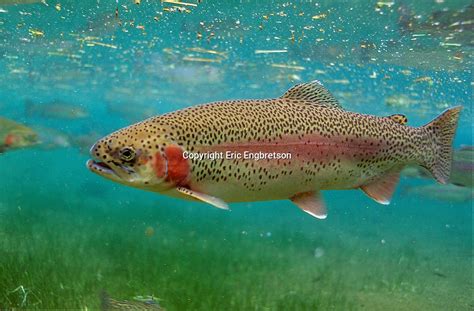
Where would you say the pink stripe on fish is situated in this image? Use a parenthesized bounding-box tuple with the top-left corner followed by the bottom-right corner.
(199, 135, 385, 162)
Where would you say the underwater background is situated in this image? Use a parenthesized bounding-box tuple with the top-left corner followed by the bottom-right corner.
(0, 0, 472, 310)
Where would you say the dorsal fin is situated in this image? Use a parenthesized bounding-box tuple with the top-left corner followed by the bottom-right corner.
(281, 80, 343, 109)
(386, 114, 408, 125)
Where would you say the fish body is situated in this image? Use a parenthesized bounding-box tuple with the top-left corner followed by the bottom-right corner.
(87, 81, 461, 218)
(404, 184, 473, 203)
(449, 147, 473, 187)
(25, 99, 88, 120)
(100, 291, 164, 311)
(0, 117, 38, 153)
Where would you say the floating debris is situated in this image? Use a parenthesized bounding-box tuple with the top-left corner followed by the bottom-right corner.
(47, 51, 82, 59)
(162, 0, 197, 7)
(29, 29, 44, 37)
(440, 42, 462, 47)
(183, 56, 222, 63)
(85, 41, 118, 49)
(255, 49, 287, 54)
(183, 47, 227, 63)
(271, 63, 305, 71)
(413, 76, 434, 85)
(145, 226, 155, 237)
(314, 247, 325, 258)
(75, 36, 119, 49)
(163, 5, 191, 13)
(385, 94, 421, 107)
(375, 1, 394, 8)
(312, 13, 327, 20)
(187, 47, 227, 58)
(326, 79, 350, 85)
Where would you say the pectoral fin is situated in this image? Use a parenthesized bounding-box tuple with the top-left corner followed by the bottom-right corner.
(290, 191, 327, 219)
(176, 187, 229, 210)
(360, 171, 400, 204)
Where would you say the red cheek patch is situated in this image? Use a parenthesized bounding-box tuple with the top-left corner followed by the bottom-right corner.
(153, 151, 167, 178)
(164, 145, 190, 186)
(4, 134, 15, 146)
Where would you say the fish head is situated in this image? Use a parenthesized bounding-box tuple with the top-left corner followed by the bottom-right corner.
(5, 127, 39, 149)
(86, 124, 174, 192)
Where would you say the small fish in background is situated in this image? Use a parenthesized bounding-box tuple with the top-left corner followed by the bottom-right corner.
(25, 99, 88, 120)
(0, 117, 38, 153)
(70, 131, 104, 155)
(450, 146, 473, 188)
(87, 81, 461, 219)
(31, 126, 72, 150)
(403, 184, 473, 203)
(100, 291, 165, 311)
(402, 146, 473, 188)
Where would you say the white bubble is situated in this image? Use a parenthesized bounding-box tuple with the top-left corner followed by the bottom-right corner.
(314, 247, 325, 258)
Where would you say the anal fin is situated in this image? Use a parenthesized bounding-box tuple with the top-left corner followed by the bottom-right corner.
(360, 171, 400, 204)
(176, 187, 229, 210)
(290, 191, 327, 219)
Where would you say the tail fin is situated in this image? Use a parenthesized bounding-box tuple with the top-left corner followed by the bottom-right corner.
(422, 106, 462, 184)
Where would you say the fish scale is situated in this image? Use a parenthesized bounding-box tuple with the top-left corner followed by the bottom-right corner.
(87, 81, 461, 219)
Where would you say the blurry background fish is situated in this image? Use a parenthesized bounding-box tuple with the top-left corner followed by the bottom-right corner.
(0, 117, 38, 153)
(403, 184, 473, 203)
(31, 126, 71, 150)
(402, 146, 474, 188)
(100, 291, 165, 311)
(25, 99, 88, 120)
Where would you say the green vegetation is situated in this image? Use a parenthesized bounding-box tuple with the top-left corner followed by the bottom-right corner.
(0, 188, 471, 310)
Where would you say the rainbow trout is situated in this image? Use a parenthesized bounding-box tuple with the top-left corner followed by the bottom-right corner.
(87, 81, 461, 219)
(0, 117, 38, 153)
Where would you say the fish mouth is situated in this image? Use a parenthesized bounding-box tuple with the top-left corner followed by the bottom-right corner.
(86, 159, 136, 182)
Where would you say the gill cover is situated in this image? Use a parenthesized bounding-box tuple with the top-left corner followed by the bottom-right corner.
(153, 145, 190, 186)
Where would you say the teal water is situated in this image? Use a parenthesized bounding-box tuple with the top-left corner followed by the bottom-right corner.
(0, 0, 472, 310)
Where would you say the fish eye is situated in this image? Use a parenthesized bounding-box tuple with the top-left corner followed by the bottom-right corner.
(119, 147, 136, 162)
